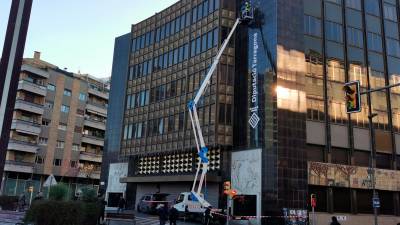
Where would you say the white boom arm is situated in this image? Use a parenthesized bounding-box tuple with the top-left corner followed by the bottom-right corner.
(188, 18, 242, 208)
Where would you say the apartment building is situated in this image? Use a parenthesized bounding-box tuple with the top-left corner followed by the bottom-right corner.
(1, 52, 108, 197)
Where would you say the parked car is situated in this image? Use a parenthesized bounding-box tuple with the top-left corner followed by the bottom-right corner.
(137, 193, 170, 214)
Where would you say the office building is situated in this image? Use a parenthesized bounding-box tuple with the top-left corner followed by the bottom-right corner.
(104, 0, 400, 224)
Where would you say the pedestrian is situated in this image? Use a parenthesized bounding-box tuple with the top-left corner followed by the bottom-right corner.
(158, 204, 168, 225)
(33, 191, 43, 201)
(204, 206, 213, 225)
(117, 196, 126, 214)
(169, 206, 179, 225)
(17, 193, 26, 212)
(98, 194, 107, 225)
(330, 216, 341, 225)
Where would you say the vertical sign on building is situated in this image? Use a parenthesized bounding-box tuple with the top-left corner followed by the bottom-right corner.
(0, 0, 33, 189)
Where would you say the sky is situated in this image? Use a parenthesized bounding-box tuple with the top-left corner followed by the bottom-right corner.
(0, 0, 178, 78)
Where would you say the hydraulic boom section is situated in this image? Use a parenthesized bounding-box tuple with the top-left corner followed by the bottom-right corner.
(188, 3, 254, 207)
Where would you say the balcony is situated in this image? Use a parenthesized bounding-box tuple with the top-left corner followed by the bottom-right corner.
(8, 139, 38, 154)
(21, 64, 49, 78)
(79, 151, 102, 163)
(86, 101, 107, 117)
(11, 119, 41, 135)
(78, 170, 101, 179)
(14, 99, 44, 115)
(17, 80, 47, 96)
(88, 87, 109, 100)
(83, 117, 106, 130)
(81, 135, 104, 146)
(4, 160, 34, 173)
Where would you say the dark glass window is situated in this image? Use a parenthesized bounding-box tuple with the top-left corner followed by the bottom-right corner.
(135, 38, 140, 50)
(376, 153, 391, 169)
(345, 0, 361, 10)
(147, 60, 152, 74)
(226, 104, 232, 125)
(202, 34, 207, 52)
(219, 103, 225, 123)
(209, 0, 215, 12)
(163, 53, 168, 68)
(158, 118, 164, 135)
(131, 93, 136, 108)
(367, 32, 383, 52)
(192, 7, 197, 23)
(306, 145, 324, 162)
(333, 188, 351, 213)
(186, 11, 191, 26)
(168, 115, 175, 132)
(347, 27, 363, 48)
(156, 28, 160, 42)
(325, 21, 343, 42)
(365, 0, 380, 16)
(166, 22, 170, 37)
(304, 15, 322, 37)
(357, 189, 373, 213)
(213, 28, 219, 46)
(203, 0, 209, 17)
(378, 191, 394, 215)
(176, 17, 181, 32)
(384, 20, 399, 39)
(168, 51, 173, 67)
(178, 46, 183, 63)
(353, 150, 369, 166)
(174, 48, 179, 64)
(207, 30, 213, 49)
(160, 25, 165, 40)
(196, 37, 201, 55)
(178, 112, 184, 131)
(197, 3, 203, 20)
(331, 148, 349, 164)
(184, 44, 189, 60)
(346, 8, 363, 28)
(146, 32, 151, 46)
(150, 31, 154, 45)
(383, 3, 397, 21)
(131, 38, 136, 52)
(386, 38, 400, 57)
(191, 40, 196, 57)
(214, 0, 219, 9)
(126, 95, 131, 109)
(171, 19, 176, 34)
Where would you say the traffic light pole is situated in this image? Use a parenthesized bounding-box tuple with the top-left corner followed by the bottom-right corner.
(359, 66, 400, 225)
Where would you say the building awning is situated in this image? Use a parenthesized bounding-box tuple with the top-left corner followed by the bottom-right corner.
(120, 174, 221, 183)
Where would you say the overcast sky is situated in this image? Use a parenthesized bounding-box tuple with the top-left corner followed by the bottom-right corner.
(0, 0, 178, 78)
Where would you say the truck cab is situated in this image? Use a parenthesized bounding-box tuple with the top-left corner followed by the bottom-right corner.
(173, 192, 206, 214)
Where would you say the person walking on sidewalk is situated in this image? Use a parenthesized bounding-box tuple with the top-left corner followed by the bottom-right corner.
(117, 196, 126, 214)
(169, 206, 179, 225)
(157, 204, 168, 225)
(330, 216, 341, 225)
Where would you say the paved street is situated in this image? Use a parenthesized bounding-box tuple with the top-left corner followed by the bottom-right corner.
(108, 211, 200, 225)
(0, 210, 24, 225)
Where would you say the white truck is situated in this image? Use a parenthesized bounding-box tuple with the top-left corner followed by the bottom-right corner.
(172, 2, 254, 223)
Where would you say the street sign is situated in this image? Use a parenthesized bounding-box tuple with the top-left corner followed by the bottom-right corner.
(310, 194, 316, 208)
(43, 174, 57, 187)
(372, 197, 380, 208)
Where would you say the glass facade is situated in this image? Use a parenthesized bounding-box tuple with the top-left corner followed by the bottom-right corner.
(113, 0, 400, 219)
(100, 33, 131, 188)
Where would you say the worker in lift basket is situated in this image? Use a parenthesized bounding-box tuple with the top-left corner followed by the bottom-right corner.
(241, 1, 251, 17)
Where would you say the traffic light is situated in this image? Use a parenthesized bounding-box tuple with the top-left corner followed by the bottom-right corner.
(224, 181, 231, 190)
(343, 80, 361, 113)
(310, 194, 316, 208)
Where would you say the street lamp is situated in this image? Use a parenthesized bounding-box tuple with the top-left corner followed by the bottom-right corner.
(367, 65, 378, 225)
